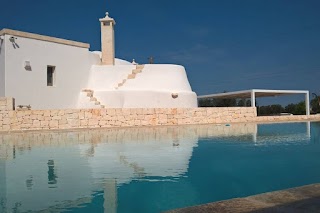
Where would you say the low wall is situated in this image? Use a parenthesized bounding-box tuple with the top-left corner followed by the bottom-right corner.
(0, 107, 257, 131)
(0, 101, 319, 132)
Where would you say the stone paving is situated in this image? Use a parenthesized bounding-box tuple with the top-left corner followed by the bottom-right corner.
(165, 183, 320, 213)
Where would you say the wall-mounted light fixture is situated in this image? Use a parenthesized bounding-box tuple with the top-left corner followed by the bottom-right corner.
(9, 36, 20, 49)
(9, 36, 17, 42)
(24, 60, 32, 71)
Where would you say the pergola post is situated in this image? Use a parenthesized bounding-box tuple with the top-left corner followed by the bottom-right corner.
(251, 90, 256, 107)
(305, 91, 310, 115)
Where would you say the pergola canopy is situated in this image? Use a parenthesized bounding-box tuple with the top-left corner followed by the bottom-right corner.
(198, 89, 310, 115)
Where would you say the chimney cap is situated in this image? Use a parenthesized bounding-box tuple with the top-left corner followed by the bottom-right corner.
(99, 12, 116, 24)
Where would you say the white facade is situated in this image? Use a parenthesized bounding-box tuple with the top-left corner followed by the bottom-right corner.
(0, 31, 101, 109)
(0, 12, 197, 109)
(79, 63, 197, 108)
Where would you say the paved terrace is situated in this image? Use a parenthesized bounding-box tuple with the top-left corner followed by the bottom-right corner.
(166, 183, 320, 213)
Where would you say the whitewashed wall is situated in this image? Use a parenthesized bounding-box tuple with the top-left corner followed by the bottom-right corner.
(4, 35, 197, 109)
(0, 37, 5, 97)
(4, 34, 100, 109)
(87, 65, 136, 89)
(122, 64, 193, 91)
(93, 90, 197, 108)
(83, 64, 198, 108)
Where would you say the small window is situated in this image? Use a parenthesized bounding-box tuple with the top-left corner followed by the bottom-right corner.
(47, 66, 55, 86)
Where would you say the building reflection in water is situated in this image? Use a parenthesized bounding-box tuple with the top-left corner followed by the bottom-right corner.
(48, 160, 58, 187)
(0, 122, 313, 212)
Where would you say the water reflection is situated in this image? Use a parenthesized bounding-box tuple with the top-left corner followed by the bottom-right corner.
(0, 122, 316, 212)
(48, 160, 58, 187)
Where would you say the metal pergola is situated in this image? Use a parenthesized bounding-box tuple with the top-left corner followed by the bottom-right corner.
(198, 89, 310, 115)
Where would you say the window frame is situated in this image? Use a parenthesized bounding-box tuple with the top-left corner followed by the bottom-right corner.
(47, 65, 56, 87)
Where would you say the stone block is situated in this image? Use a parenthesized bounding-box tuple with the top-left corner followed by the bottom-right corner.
(49, 120, 59, 128)
(141, 120, 148, 126)
(107, 109, 116, 116)
(85, 111, 93, 119)
(88, 119, 99, 126)
(68, 119, 80, 127)
(99, 120, 107, 126)
(59, 119, 68, 125)
(2, 125, 10, 131)
(80, 119, 88, 126)
(134, 120, 141, 126)
(92, 109, 101, 117)
(159, 114, 167, 120)
(3, 118, 10, 125)
(50, 110, 59, 117)
(33, 120, 41, 127)
(41, 121, 49, 127)
(122, 109, 131, 116)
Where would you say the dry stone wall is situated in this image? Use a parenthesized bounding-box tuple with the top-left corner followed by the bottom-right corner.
(0, 97, 14, 111)
(0, 95, 319, 132)
(0, 107, 257, 131)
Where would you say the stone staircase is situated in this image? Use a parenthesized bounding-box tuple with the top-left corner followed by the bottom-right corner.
(81, 89, 106, 108)
(115, 65, 145, 89)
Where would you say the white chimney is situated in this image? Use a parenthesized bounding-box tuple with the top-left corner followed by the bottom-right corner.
(99, 12, 116, 65)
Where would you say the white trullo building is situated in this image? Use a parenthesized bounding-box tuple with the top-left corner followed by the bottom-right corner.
(0, 12, 197, 110)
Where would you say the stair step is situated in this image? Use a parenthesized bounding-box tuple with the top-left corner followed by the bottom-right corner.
(95, 101, 100, 105)
(114, 65, 143, 90)
(136, 65, 144, 69)
(90, 97, 97, 102)
(82, 89, 93, 93)
(87, 92, 93, 97)
(132, 69, 142, 74)
(128, 74, 136, 79)
(101, 105, 105, 108)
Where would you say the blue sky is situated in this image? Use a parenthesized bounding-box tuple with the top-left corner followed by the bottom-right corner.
(1, 0, 319, 104)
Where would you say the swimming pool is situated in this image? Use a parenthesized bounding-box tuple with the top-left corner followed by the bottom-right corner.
(0, 122, 319, 212)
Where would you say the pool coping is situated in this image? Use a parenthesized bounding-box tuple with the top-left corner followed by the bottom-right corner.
(165, 183, 320, 213)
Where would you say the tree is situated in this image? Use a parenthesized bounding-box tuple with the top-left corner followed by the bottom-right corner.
(257, 104, 284, 116)
(285, 104, 296, 113)
(198, 98, 214, 107)
(311, 93, 320, 114)
(284, 102, 305, 115)
(237, 99, 245, 106)
(293, 101, 306, 115)
(198, 97, 237, 107)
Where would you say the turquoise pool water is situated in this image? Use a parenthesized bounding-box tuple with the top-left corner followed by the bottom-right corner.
(0, 122, 320, 213)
